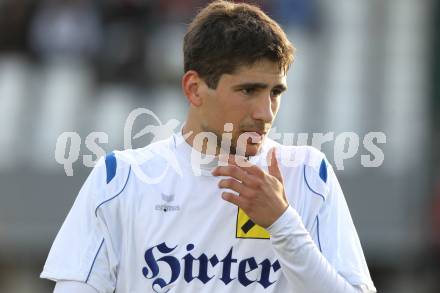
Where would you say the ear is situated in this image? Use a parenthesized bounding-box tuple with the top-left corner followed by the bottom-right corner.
(182, 70, 203, 107)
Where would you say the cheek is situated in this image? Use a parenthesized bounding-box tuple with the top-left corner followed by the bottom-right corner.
(203, 102, 242, 130)
(218, 96, 249, 118)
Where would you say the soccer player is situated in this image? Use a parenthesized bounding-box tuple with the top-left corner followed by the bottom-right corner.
(41, 1, 377, 292)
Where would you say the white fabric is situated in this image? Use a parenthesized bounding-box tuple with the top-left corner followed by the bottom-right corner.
(54, 281, 98, 293)
(267, 207, 371, 293)
(41, 131, 376, 292)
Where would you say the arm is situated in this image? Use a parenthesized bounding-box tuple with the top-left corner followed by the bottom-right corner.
(266, 206, 371, 293)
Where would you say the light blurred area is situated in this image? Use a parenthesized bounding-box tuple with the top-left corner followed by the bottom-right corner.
(0, 0, 438, 292)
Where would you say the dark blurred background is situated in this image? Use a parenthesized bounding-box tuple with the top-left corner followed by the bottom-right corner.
(0, 0, 439, 292)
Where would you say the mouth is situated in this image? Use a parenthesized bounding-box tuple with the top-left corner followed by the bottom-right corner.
(240, 130, 267, 143)
(241, 129, 267, 135)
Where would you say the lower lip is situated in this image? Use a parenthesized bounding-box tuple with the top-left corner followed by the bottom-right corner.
(242, 132, 264, 143)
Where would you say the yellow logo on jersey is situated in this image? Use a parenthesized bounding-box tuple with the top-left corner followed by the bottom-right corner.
(236, 208, 270, 239)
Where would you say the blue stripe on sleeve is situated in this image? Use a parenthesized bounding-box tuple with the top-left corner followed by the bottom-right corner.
(105, 152, 117, 184)
(86, 238, 104, 283)
(303, 165, 325, 201)
(95, 166, 131, 216)
(319, 159, 327, 183)
(316, 216, 322, 252)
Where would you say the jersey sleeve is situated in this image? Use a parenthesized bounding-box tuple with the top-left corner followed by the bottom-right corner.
(40, 156, 118, 293)
(54, 281, 99, 293)
(317, 159, 376, 291)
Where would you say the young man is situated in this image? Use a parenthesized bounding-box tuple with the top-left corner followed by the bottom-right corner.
(41, 1, 376, 292)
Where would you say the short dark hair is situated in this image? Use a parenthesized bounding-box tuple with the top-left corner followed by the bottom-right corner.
(183, 0, 295, 89)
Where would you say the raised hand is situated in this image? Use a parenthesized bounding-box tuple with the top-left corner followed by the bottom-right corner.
(212, 147, 288, 228)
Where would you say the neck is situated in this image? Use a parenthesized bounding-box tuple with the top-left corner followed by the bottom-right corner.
(182, 119, 222, 157)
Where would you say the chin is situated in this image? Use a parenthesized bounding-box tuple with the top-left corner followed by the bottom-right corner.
(244, 143, 262, 157)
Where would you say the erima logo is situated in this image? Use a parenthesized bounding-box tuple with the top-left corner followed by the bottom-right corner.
(155, 193, 180, 212)
(142, 242, 281, 293)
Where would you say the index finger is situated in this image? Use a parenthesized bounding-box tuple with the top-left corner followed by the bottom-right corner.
(228, 155, 265, 178)
(267, 147, 284, 184)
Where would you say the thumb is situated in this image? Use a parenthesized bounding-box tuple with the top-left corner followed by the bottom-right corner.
(267, 147, 284, 184)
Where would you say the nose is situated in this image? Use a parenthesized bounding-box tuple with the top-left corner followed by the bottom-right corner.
(251, 94, 274, 123)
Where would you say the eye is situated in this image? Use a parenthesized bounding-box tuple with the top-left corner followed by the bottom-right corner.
(270, 89, 283, 98)
(241, 87, 257, 96)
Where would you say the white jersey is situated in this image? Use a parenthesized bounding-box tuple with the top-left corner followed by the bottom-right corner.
(41, 132, 376, 293)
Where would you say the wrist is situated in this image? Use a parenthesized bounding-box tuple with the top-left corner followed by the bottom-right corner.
(266, 205, 297, 233)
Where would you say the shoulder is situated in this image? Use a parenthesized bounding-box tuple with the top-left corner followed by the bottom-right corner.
(265, 138, 328, 174)
(115, 134, 175, 170)
(93, 136, 175, 215)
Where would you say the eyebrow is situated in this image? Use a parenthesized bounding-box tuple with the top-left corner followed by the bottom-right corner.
(232, 82, 287, 92)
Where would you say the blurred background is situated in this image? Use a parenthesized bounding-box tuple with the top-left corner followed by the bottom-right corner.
(0, 0, 438, 292)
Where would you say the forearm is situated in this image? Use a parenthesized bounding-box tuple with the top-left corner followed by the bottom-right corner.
(266, 206, 371, 293)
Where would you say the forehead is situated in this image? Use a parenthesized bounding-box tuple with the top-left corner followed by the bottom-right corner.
(221, 59, 287, 85)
